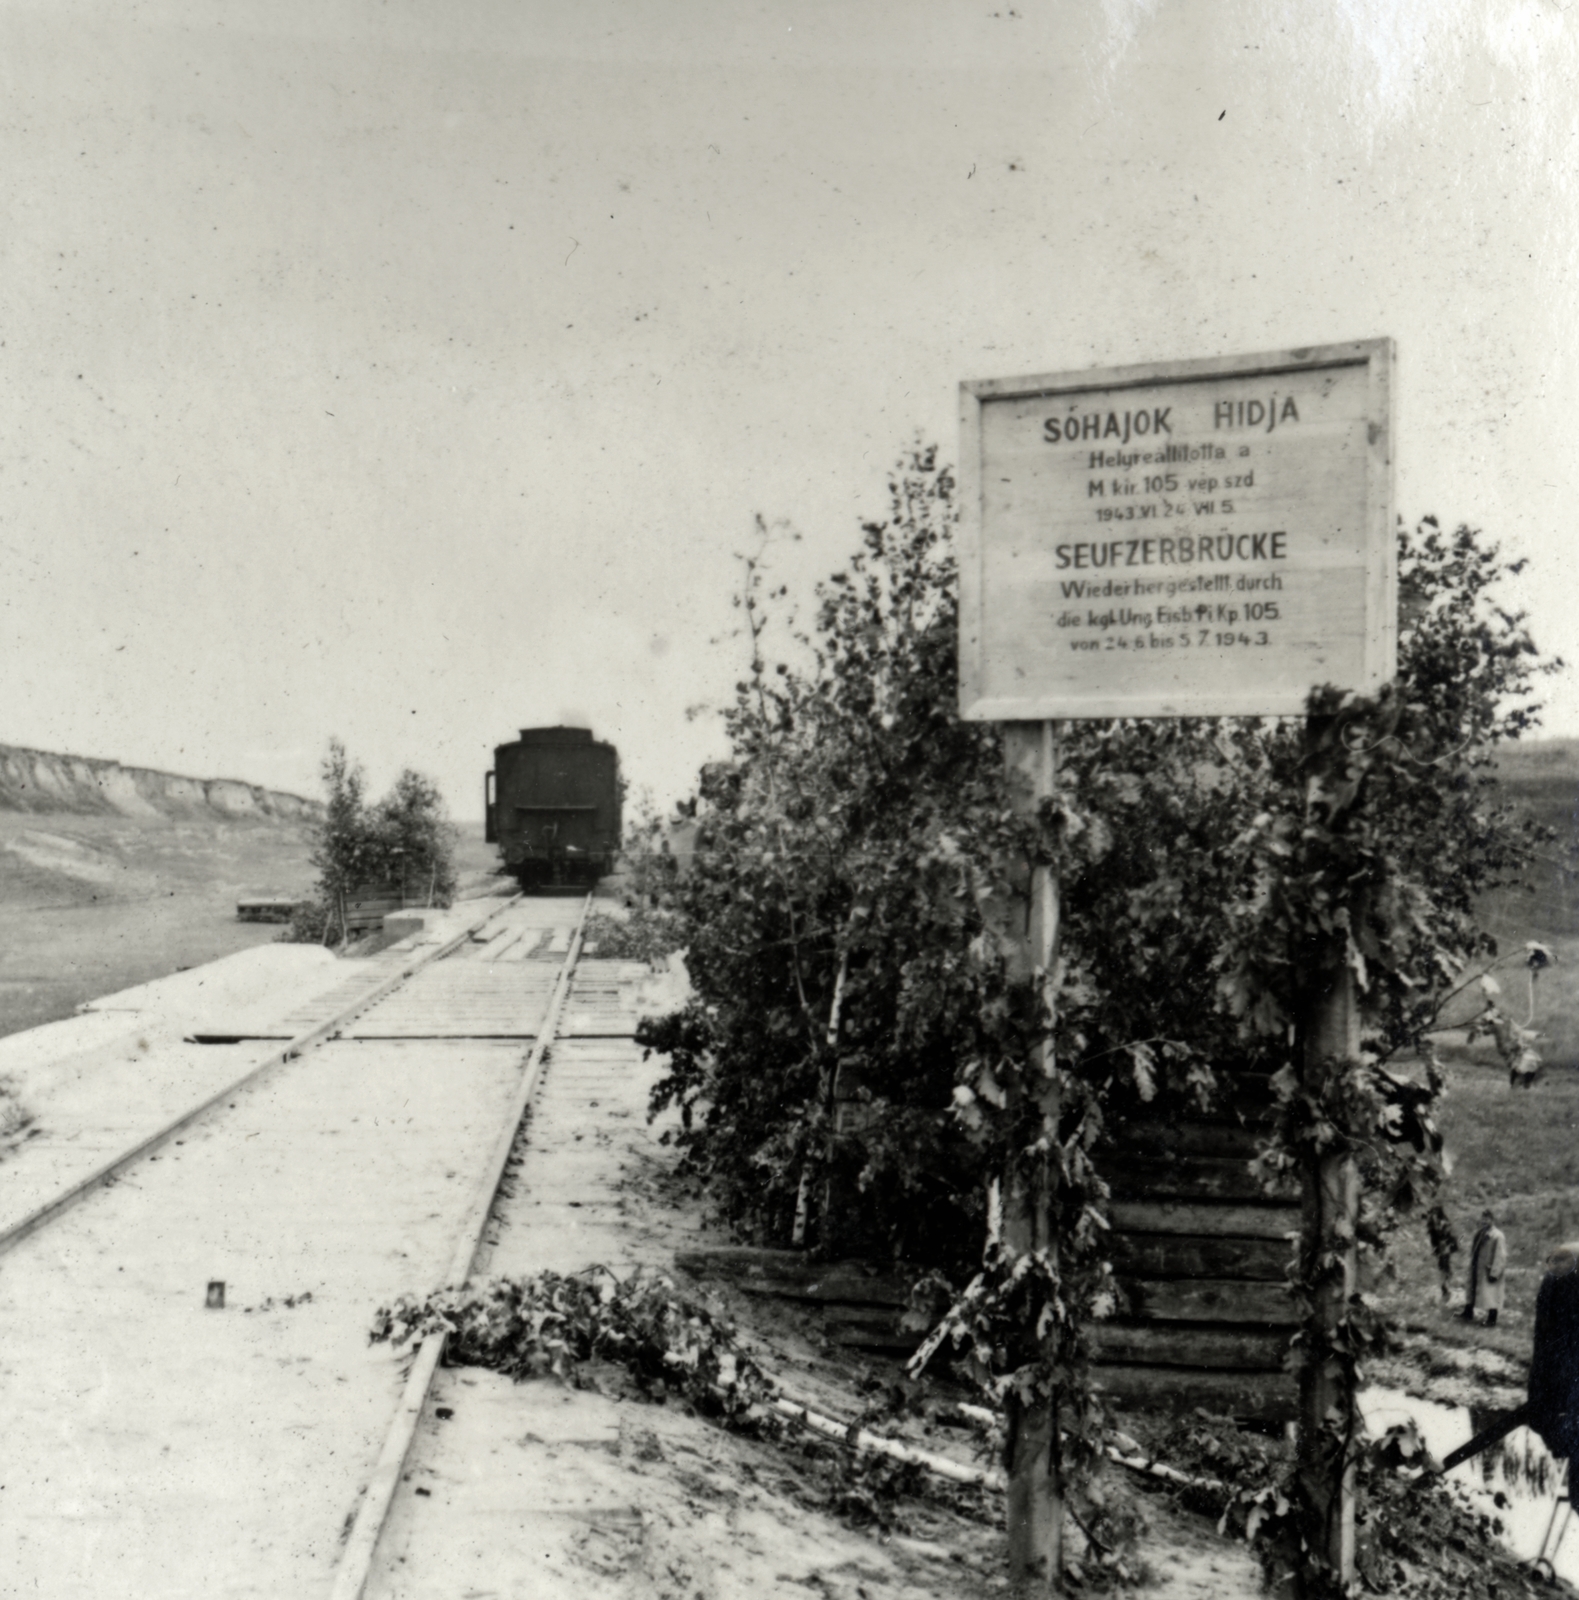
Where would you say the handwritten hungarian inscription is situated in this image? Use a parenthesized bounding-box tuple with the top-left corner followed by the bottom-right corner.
(958, 342, 1394, 721)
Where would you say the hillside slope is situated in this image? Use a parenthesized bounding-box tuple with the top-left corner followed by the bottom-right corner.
(0, 742, 323, 1039)
(0, 742, 319, 822)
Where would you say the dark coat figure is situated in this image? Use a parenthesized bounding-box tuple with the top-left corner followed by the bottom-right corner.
(1464, 1211, 1508, 1324)
(1427, 1205, 1460, 1303)
(1529, 1243, 1579, 1498)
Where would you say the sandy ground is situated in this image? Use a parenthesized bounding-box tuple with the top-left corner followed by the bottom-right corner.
(0, 897, 575, 1598)
(0, 954, 346, 1231)
(0, 1036, 530, 1597)
(0, 893, 1266, 1598)
(364, 967, 1265, 1600)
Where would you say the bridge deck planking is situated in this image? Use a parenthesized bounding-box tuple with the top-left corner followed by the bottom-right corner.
(0, 1036, 535, 1599)
(362, 974, 677, 1598)
(0, 895, 598, 1599)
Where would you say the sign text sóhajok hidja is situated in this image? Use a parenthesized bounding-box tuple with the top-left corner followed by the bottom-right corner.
(957, 341, 1396, 721)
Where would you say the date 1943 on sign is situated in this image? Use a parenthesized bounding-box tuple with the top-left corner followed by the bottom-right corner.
(958, 341, 1395, 721)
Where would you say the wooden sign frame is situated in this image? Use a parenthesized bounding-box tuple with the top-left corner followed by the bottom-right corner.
(958, 339, 1395, 721)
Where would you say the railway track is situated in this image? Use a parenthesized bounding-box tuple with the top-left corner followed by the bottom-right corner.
(0, 893, 525, 1261)
(0, 891, 657, 1599)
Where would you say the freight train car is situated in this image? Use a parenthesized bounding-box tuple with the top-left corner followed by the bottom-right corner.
(485, 726, 622, 888)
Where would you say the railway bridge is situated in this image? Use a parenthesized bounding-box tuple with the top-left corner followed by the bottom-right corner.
(0, 892, 674, 1599)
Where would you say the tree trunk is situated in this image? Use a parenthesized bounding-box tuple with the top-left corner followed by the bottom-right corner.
(816, 928, 861, 1253)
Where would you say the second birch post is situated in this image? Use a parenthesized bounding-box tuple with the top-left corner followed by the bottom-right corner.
(1296, 712, 1361, 1593)
(1298, 977, 1361, 1590)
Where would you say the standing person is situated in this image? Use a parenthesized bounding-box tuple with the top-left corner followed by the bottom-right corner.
(1464, 1208, 1508, 1327)
(1528, 1241, 1579, 1493)
(1427, 1204, 1460, 1305)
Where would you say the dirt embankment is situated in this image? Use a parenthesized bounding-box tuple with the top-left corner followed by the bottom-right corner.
(0, 742, 321, 823)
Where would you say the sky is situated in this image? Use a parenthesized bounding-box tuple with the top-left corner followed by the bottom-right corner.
(2, 0, 1576, 819)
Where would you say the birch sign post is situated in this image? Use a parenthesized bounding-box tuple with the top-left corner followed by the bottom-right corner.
(958, 341, 1395, 1594)
(999, 719, 1062, 1592)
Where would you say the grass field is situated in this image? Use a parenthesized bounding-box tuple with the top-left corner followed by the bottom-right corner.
(1468, 739, 1579, 1067)
(1378, 739, 1579, 1376)
(0, 812, 500, 1040)
(0, 811, 319, 1038)
(1380, 1051, 1579, 1373)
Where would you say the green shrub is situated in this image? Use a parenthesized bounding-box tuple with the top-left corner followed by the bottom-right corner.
(284, 741, 459, 945)
(370, 1266, 771, 1419)
(278, 895, 341, 948)
(639, 461, 1558, 1282)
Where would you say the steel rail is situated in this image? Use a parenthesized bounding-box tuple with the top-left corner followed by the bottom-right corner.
(0, 894, 521, 1262)
(328, 891, 592, 1600)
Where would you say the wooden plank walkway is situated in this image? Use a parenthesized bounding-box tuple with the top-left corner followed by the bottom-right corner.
(361, 966, 680, 1597)
(0, 1035, 536, 1598)
(344, 963, 561, 1039)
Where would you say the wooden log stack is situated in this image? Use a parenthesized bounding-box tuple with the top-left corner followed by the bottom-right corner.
(677, 1076, 1300, 1425)
(1093, 1082, 1300, 1425)
(673, 1247, 914, 1353)
(235, 897, 301, 924)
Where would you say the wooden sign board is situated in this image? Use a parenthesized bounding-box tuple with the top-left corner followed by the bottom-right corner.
(959, 340, 1395, 721)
